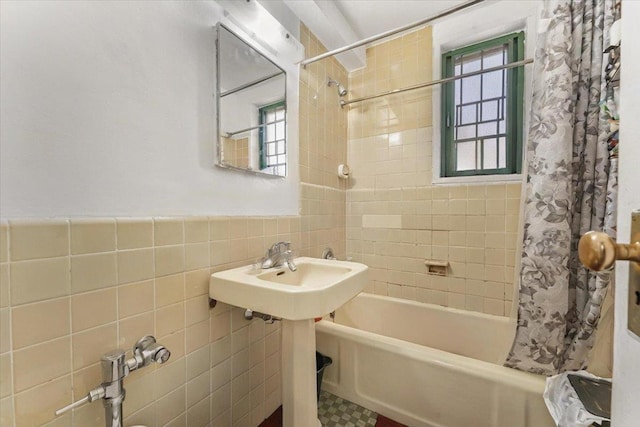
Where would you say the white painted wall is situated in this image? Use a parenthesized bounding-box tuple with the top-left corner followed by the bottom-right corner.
(612, 2, 640, 425)
(0, 0, 301, 218)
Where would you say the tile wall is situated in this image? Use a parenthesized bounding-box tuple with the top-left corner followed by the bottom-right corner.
(0, 22, 349, 427)
(0, 218, 296, 427)
(298, 25, 350, 193)
(346, 27, 522, 316)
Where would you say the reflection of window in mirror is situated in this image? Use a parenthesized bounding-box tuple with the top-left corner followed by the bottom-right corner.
(258, 101, 286, 176)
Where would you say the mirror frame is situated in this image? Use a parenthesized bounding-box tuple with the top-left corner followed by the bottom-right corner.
(215, 22, 288, 178)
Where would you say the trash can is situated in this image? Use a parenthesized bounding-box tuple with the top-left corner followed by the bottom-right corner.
(316, 351, 333, 402)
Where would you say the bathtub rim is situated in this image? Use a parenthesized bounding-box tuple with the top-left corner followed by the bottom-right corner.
(316, 297, 544, 394)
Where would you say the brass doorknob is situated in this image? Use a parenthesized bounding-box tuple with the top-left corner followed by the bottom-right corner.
(578, 231, 640, 271)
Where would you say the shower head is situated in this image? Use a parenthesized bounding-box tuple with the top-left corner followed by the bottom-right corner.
(327, 78, 347, 97)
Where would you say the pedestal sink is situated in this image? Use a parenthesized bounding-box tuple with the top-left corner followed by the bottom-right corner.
(210, 257, 368, 427)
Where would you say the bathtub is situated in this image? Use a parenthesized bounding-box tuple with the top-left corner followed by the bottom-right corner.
(315, 293, 555, 427)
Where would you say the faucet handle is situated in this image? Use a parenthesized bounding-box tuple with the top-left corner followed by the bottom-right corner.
(268, 241, 290, 255)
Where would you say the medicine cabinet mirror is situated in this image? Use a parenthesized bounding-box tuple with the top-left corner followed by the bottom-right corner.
(216, 23, 287, 177)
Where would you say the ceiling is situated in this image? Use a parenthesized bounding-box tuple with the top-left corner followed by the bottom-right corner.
(264, 0, 472, 71)
(332, 0, 468, 40)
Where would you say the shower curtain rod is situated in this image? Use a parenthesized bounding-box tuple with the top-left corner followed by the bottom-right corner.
(340, 58, 534, 107)
(298, 0, 486, 68)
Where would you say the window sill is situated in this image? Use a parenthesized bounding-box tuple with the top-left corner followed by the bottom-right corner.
(431, 173, 523, 186)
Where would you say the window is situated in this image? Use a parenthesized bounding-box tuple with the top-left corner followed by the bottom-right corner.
(441, 32, 524, 177)
(258, 101, 286, 176)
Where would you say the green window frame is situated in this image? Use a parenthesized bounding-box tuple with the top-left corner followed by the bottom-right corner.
(441, 32, 525, 177)
(258, 100, 286, 175)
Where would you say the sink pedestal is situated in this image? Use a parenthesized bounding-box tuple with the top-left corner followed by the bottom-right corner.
(281, 319, 321, 427)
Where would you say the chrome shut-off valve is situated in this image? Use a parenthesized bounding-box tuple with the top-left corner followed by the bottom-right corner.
(55, 335, 170, 427)
(129, 335, 171, 370)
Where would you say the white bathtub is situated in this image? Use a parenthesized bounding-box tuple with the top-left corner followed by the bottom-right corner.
(315, 293, 555, 427)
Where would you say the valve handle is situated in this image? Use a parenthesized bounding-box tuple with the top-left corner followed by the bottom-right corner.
(54, 386, 105, 416)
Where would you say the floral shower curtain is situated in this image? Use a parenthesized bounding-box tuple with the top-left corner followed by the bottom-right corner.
(504, 0, 617, 375)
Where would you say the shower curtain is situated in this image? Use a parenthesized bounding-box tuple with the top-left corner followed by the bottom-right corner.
(504, 0, 617, 375)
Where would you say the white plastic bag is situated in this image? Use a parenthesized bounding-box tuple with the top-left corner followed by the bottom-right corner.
(543, 370, 610, 427)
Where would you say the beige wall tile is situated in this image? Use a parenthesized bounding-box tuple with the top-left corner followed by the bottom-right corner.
(187, 370, 209, 408)
(123, 371, 155, 418)
(155, 357, 186, 399)
(0, 264, 8, 308)
(70, 219, 116, 255)
(186, 295, 209, 327)
(11, 257, 70, 305)
(72, 363, 101, 401)
(0, 353, 12, 398)
(117, 219, 153, 250)
(10, 221, 68, 261)
(12, 298, 70, 349)
(155, 218, 184, 246)
(186, 345, 210, 381)
(118, 249, 154, 284)
(14, 375, 71, 427)
(118, 312, 154, 350)
(124, 402, 156, 427)
(159, 330, 185, 362)
(209, 218, 229, 241)
(185, 269, 209, 299)
(71, 288, 117, 332)
(0, 224, 8, 263)
(0, 396, 14, 427)
(155, 245, 185, 277)
(0, 308, 10, 354)
(188, 395, 210, 426)
(118, 280, 154, 319)
(186, 320, 209, 354)
(72, 398, 104, 426)
(185, 217, 209, 243)
(185, 242, 209, 271)
(155, 273, 184, 308)
(72, 323, 117, 370)
(155, 386, 185, 426)
(13, 337, 70, 392)
(156, 302, 185, 337)
(71, 252, 117, 293)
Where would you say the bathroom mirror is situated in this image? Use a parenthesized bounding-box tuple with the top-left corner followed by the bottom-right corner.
(216, 23, 287, 177)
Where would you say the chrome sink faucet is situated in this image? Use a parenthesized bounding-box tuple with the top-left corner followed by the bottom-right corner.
(261, 241, 297, 271)
(55, 335, 170, 427)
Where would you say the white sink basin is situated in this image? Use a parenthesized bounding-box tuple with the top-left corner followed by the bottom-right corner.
(209, 257, 368, 320)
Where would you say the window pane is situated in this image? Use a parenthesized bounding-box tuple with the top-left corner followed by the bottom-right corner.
(478, 122, 496, 137)
(482, 46, 505, 69)
(483, 138, 497, 169)
(460, 53, 481, 73)
(267, 125, 276, 142)
(499, 137, 507, 168)
(482, 70, 504, 99)
(276, 108, 285, 120)
(456, 141, 476, 171)
(276, 121, 285, 139)
(481, 100, 498, 121)
(460, 104, 476, 125)
(456, 125, 476, 140)
(461, 76, 481, 104)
